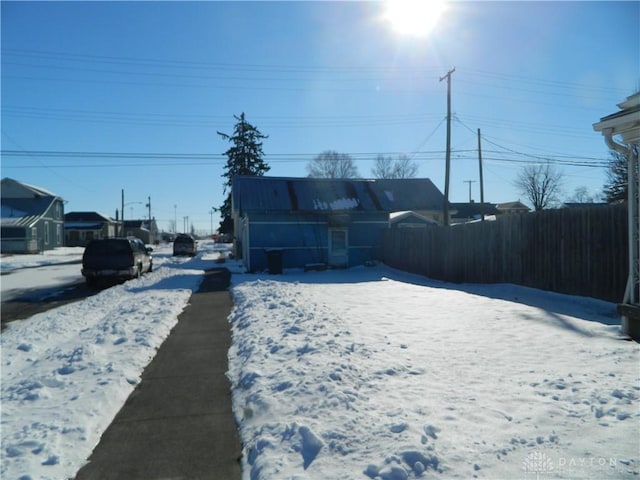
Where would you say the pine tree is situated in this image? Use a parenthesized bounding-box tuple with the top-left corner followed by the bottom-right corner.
(217, 113, 269, 233)
(603, 149, 631, 203)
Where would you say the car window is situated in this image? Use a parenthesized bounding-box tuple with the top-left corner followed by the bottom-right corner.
(89, 240, 130, 255)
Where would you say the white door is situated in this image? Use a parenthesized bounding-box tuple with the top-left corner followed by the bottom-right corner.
(328, 228, 348, 267)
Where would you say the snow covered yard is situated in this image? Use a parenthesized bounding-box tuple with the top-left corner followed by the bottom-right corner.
(0, 242, 225, 479)
(227, 268, 639, 479)
(1, 241, 638, 479)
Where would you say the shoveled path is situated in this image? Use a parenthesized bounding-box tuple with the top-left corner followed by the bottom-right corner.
(75, 268, 242, 480)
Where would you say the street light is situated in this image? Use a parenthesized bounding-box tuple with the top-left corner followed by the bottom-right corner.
(123, 201, 143, 236)
(120, 188, 145, 236)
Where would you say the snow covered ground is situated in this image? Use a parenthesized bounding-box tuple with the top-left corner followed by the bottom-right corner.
(1, 241, 639, 479)
(1, 247, 85, 302)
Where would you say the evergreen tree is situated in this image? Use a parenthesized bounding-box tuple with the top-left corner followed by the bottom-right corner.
(217, 113, 269, 233)
(603, 149, 631, 203)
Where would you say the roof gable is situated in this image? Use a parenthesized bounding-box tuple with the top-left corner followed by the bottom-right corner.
(1, 177, 60, 199)
(496, 201, 530, 211)
(65, 211, 115, 222)
(232, 176, 445, 214)
(451, 202, 500, 218)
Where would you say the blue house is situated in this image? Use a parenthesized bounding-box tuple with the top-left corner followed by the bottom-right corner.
(64, 211, 119, 247)
(232, 176, 446, 272)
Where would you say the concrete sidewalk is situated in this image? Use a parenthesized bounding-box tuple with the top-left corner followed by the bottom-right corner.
(75, 268, 242, 480)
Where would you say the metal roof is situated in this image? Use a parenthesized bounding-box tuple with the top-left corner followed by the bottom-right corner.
(1, 177, 61, 200)
(450, 202, 500, 218)
(65, 211, 116, 223)
(232, 176, 446, 214)
(1, 197, 57, 227)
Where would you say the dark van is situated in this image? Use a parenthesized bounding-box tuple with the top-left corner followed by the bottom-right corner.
(173, 234, 197, 257)
(82, 237, 153, 287)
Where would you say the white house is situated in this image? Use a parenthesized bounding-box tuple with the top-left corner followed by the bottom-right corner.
(593, 91, 640, 340)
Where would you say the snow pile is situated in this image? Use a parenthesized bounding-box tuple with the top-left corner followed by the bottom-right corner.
(227, 269, 639, 479)
(0, 244, 224, 480)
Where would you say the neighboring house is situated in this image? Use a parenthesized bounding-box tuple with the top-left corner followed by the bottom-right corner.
(450, 202, 500, 224)
(389, 211, 438, 228)
(593, 91, 640, 341)
(1, 177, 65, 253)
(64, 211, 118, 247)
(562, 202, 609, 209)
(495, 201, 530, 215)
(232, 176, 447, 272)
(123, 219, 158, 244)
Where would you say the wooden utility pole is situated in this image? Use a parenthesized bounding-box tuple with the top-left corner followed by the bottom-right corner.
(121, 189, 125, 236)
(146, 196, 152, 243)
(478, 128, 485, 221)
(440, 67, 455, 226)
(464, 180, 476, 202)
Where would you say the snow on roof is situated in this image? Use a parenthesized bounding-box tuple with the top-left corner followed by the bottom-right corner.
(232, 176, 446, 213)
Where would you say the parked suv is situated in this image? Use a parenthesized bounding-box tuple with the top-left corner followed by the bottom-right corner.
(82, 237, 153, 287)
(173, 234, 197, 257)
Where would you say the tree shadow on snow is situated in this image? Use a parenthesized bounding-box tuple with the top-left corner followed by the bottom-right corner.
(235, 264, 620, 335)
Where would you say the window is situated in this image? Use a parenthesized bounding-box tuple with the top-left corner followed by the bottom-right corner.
(44, 222, 50, 245)
(56, 224, 62, 244)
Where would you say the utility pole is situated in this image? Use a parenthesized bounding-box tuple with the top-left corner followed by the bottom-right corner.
(440, 67, 455, 226)
(478, 128, 485, 221)
(209, 208, 215, 237)
(464, 180, 476, 202)
(121, 189, 124, 237)
(146, 196, 152, 243)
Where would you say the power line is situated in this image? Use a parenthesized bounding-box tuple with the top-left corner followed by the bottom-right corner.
(3, 48, 627, 107)
(1, 106, 446, 129)
(0, 147, 610, 169)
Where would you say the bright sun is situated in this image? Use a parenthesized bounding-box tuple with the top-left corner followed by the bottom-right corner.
(383, 0, 446, 37)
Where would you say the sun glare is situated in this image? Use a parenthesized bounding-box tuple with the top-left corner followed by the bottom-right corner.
(383, 0, 446, 37)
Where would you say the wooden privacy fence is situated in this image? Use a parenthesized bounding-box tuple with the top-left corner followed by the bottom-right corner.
(381, 204, 628, 303)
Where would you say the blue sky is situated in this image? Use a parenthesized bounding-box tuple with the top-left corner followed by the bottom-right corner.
(2, 1, 638, 234)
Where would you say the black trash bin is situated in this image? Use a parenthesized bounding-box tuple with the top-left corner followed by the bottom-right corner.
(265, 248, 283, 274)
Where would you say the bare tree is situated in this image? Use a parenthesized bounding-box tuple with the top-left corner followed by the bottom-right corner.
(566, 186, 601, 204)
(514, 162, 563, 211)
(307, 150, 359, 178)
(372, 155, 394, 179)
(372, 154, 419, 179)
(392, 154, 419, 178)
